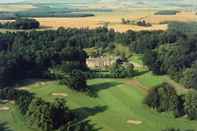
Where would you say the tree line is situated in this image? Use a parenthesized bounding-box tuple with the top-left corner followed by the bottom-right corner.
(144, 83, 197, 120)
(0, 18, 40, 29)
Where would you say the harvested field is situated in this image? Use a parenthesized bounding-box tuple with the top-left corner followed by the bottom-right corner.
(0, 9, 196, 32)
(35, 9, 158, 32)
(0, 4, 34, 12)
(145, 12, 197, 24)
(35, 17, 167, 32)
(35, 10, 196, 32)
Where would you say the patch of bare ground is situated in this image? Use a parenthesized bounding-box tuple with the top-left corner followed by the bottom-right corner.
(0, 107, 10, 111)
(52, 93, 68, 97)
(127, 119, 143, 125)
(125, 79, 148, 95)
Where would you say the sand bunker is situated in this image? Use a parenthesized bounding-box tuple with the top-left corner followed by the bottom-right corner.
(18, 86, 28, 90)
(0, 107, 10, 111)
(52, 93, 68, 97)
(0, 100, 9, 103)
(40, 82, 46, 85)
(127, 120, 142, 125)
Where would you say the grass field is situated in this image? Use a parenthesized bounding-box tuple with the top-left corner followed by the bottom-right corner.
(0, 71, 196, 131)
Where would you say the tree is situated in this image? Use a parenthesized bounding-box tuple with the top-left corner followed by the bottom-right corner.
(181, 64, 197, 89)
(27, 98, 53, 131)
(110, 63, 134, 78)
(144, 83, 178, 112)
(184, 91, 197, 120)
(0, 18, 40, 29)
(51, 98, 74, 129)
(63, 70, 88, 91)
(15, 90, 34, 114)
(143, 50, 162, 74)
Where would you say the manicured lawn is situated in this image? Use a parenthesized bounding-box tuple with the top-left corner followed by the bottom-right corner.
(1, 76, 197, 131)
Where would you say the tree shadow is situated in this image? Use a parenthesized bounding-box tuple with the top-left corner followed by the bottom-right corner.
(71, 105, 108, 131)
(72, 105, 108, 121)
(69, 119, 102, 131)
(13, 79, 50, 89)
(0, 122, 12, 131)
(133, 70, 149, 77)
(87, 82, 121, 97)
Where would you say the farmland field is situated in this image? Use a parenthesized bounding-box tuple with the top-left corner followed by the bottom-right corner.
(36, 10, 197, 32)
(0, 3, 197, 32)
(0, 4, 34, 12)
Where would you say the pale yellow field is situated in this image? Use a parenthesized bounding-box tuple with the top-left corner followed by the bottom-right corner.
(35, 10, 197, 32)
(0, 4, 34, 12)
(145, 12, 197, 24)
(0, 8, 196, 32)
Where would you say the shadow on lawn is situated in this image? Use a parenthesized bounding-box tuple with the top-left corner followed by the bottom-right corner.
(72, 105, 108, 131)
(88, 82, 121, 97)
(0, 121, 12, 131)
(73, 105, 108, 120)
(133, 70, 149, 77)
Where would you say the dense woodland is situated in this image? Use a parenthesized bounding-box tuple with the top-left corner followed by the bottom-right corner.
(0, 24, 196, 89)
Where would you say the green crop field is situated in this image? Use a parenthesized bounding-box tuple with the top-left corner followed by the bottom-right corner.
(0, 71, 196, 131)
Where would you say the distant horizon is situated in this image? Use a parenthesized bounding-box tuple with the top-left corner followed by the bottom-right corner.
(0, 0, 24, 3)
